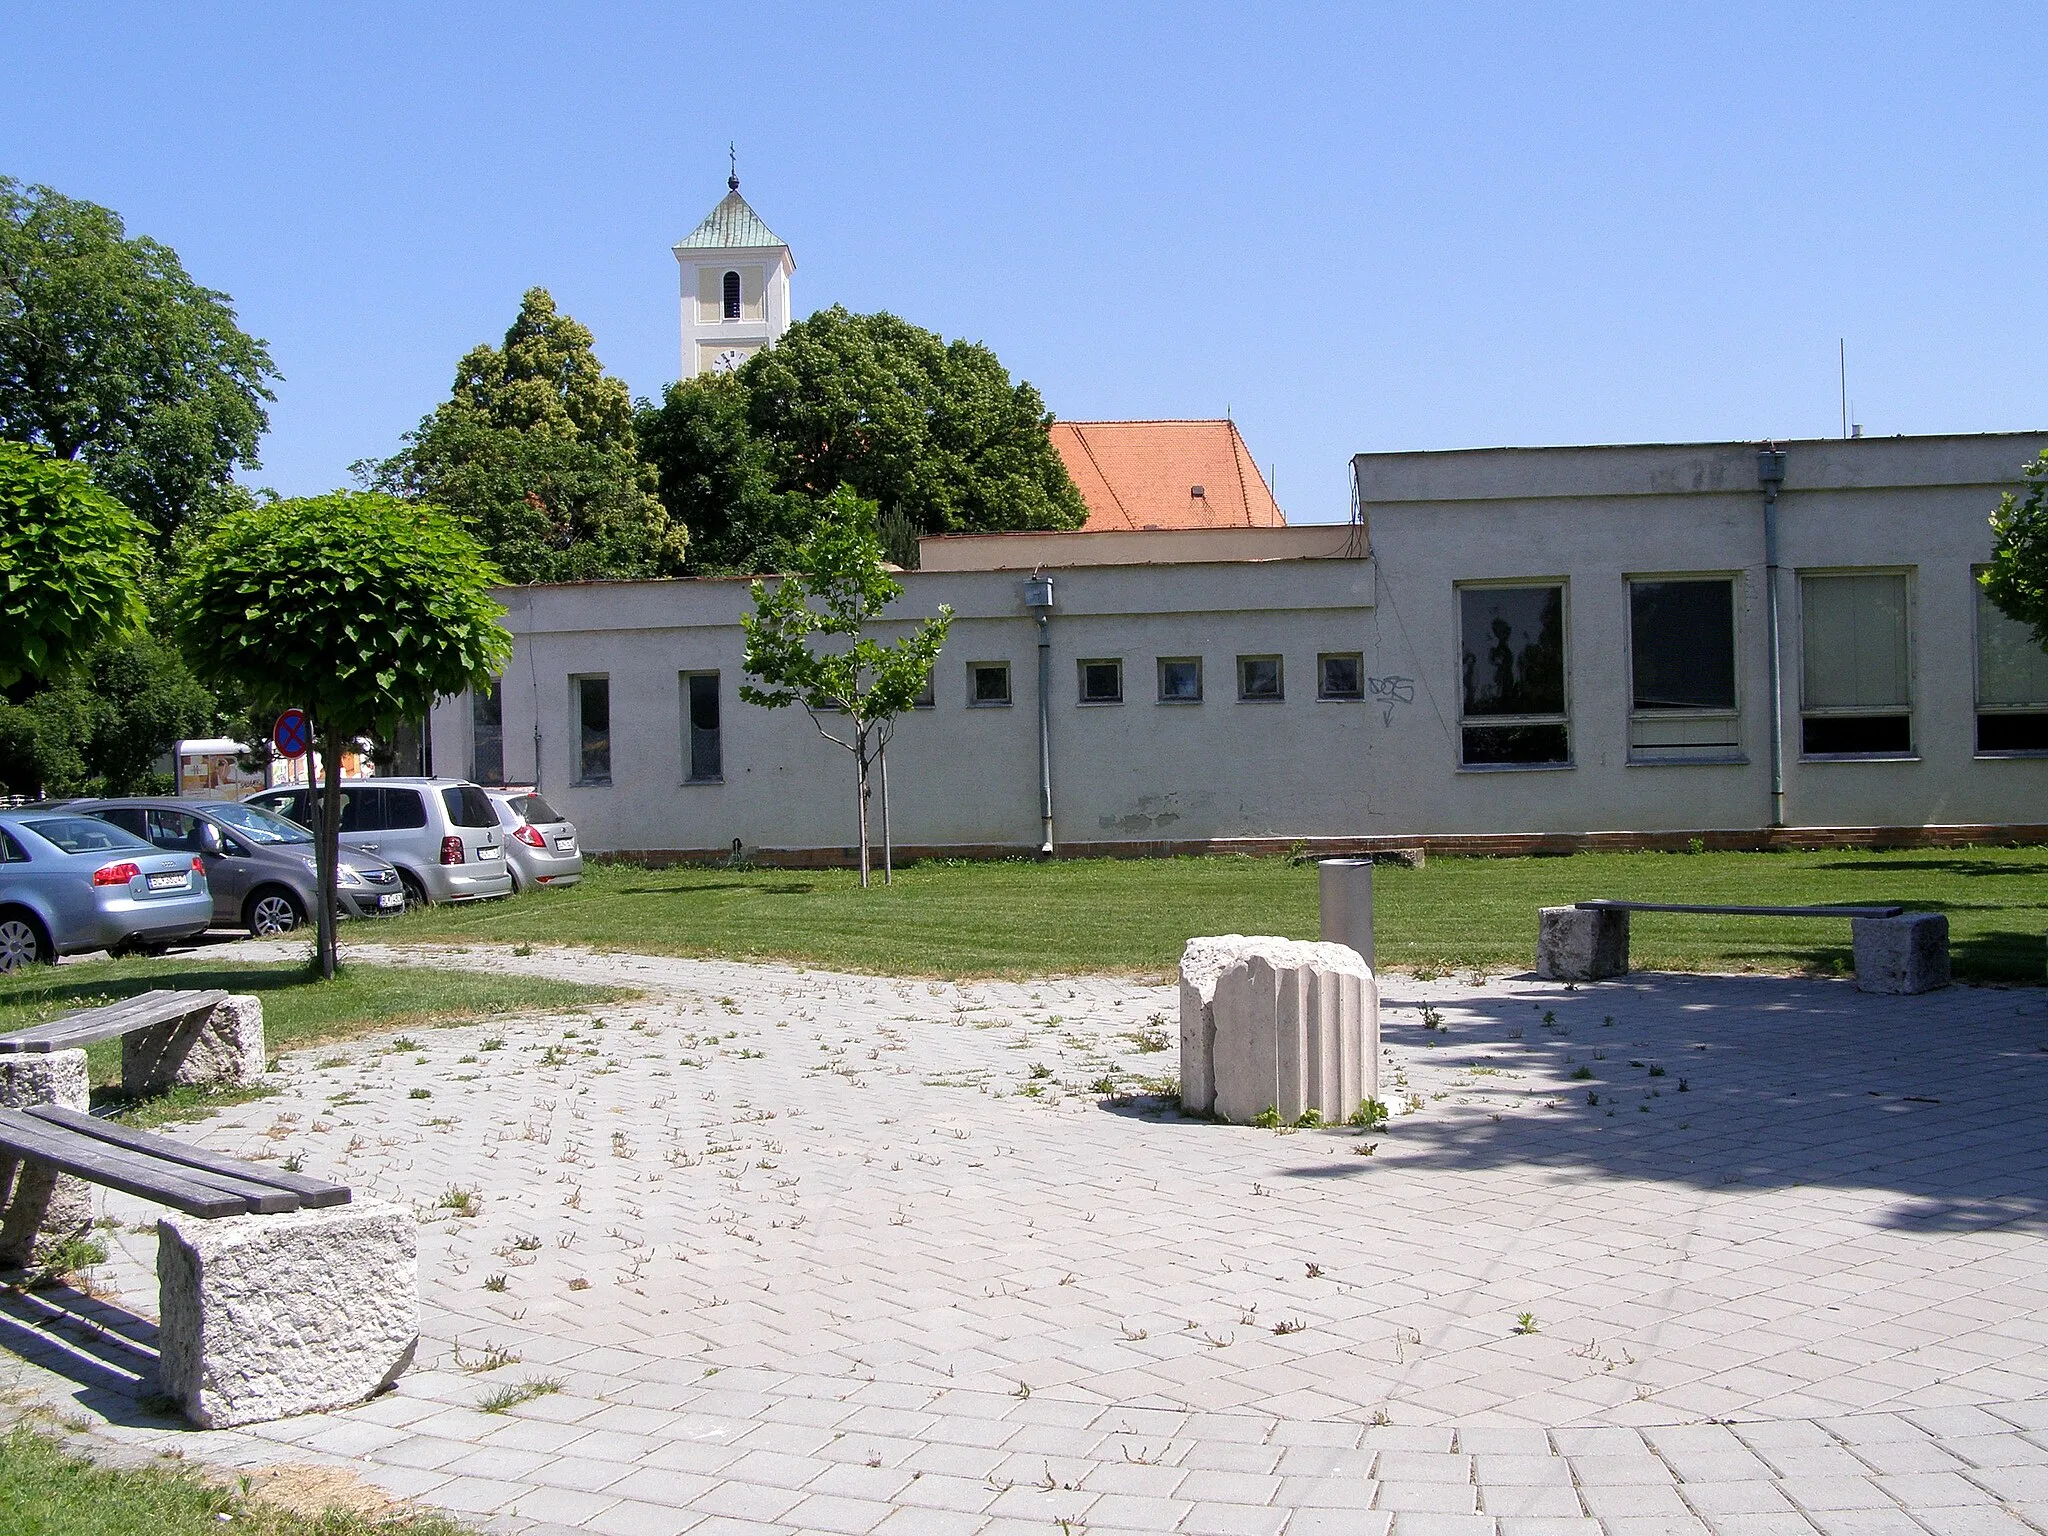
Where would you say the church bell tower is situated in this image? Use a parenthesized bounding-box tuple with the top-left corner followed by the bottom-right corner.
(673, 160, 794, 379)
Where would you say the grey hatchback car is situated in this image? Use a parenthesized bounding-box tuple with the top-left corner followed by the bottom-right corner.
(488, 789, 583, 892)
(72, 798, 406, 937)
(246, 778, 512, 906)
(0, 809, 214, 970)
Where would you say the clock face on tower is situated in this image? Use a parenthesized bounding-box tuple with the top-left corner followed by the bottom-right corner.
(712, 348, 748, 374)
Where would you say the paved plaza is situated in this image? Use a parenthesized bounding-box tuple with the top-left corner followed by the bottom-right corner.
(3, 941, 2048, 1535)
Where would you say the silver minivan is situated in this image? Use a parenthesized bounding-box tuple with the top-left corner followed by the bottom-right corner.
(245, 778, 512, 906)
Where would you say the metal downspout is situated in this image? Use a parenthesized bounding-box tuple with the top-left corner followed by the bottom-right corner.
(1036, 613, 1054, 855)
(1758, 447, 1788, 829)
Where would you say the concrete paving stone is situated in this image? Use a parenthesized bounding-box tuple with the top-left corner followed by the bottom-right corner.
(892, 1471, 1001, 1514)
(1494, 1521, 1604, 1536)
(583, 1501, 711, 1536)
(1909, 1508, 2042, 1536)
(774, 1492, 897, 1533)
(1965, 1465, 2048, 1502)
(1578, 1484, 1706, 1519)
(1177, 1468, 1289, 1505)
(1385, 1514, 1495, 1536)
(1473, 1453, 1574, 1486)
(868, 1508, 984, 1536)
(1178, 1503, 1293, 1536)
(500, 1485, 625, 1525)
(422, 1474, 534, 1514)
(1283, 1512, 1395, 1536)
(1676, 1481, 1802, 1517)
(1798, 1511, 1929, 1536)
(1376, 1482, 1482, 1515)
(1775, 1475, 1908, 1512)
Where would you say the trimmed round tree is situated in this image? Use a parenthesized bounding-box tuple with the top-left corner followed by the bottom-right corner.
(0, 440, 148, 689)
(171, 492, 510, 976)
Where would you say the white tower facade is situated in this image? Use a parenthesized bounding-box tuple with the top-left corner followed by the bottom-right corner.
(673, 173, 794, 379)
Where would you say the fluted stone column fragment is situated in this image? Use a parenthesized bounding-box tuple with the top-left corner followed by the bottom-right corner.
(1179, 936, 1376, 1125)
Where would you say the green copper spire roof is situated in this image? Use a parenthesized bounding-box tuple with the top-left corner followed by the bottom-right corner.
(674, 179, 786, 251)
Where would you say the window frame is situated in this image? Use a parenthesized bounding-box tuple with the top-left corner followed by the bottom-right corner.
(1236, 655, 1284, 703)
(1796, 567, 1917, 761)
(1972, 567, 2048, 757)
(1317, 652, 1364, 701)
(966, 661, 1012, 708)
(680, 670, 723, 784)
(470, 679, 505, 787)
(1157, 656, 1204, 704)
(1455, 578, 1573, 770)
(1623, 573, 1744, 766)
(571, 673, 613, 787)
(1077, 658, 1124, 706)
(722, 269, 741, 320)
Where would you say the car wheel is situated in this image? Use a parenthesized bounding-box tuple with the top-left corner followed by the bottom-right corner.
(398, 871, 429, 910)
(0, 913, 49, 973)
(506, 863, 525, 895)
(246, 888, 304, 938)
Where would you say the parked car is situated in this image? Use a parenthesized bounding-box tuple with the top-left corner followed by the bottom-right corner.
(243, 778, 512, 906)
(70, 798, 407, 937)
(487, 789, 584, 892)
(0, 808, 215, 970)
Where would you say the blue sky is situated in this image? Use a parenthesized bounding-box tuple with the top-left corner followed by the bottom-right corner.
(6, 3, 2041, 524)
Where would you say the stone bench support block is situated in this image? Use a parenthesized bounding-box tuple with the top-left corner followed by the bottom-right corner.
(1181, 936, 1377, 1125)
(123, 995, 265, 1099)
(0, 1049, 92, 1268)
(157, 1201, 419, 1428)
(1536, 906, 1630, 981)
(1853, 913, 1951, 994)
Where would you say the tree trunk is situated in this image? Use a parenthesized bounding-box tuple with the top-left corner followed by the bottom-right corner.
(854, 731, 871, 889)
(313, 724, 344, 980)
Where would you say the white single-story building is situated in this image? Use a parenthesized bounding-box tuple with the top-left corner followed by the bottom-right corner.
(427, 430, 2048, 861)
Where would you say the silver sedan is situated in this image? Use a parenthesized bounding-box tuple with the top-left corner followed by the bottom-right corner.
(0, 810, 215, 970)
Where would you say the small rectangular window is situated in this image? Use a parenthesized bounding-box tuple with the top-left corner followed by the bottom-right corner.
(683, 671, 722, 782)
(574, 675, 612, 785)
(471, 681, 504, 786)
(1078, 659, 1123, 704)
(968, 662, 1011, 707)
(1318, 653, 1363, 700)
(1459, 583, 1569, 766)
(1158, 657, 1203, 703)
(1237, 655, 1283, 701)
(1975, 576, 2048, 753)
(912, 675, 936, 709)
(1799, 572, 1912, 757)
(1628, 578, 1741, 763)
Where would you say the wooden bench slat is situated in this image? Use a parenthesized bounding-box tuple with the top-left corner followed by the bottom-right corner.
(24, 1107, 351, 1209)
(0, 1110, 263, 1218)
(0, 990, 230, 1054)
(1575, 901, 1904, 919)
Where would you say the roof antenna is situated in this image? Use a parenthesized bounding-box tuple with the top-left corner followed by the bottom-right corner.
(728, 142, 739, 193)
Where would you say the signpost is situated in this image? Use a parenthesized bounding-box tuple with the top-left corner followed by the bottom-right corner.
(272, 708, 311, 759)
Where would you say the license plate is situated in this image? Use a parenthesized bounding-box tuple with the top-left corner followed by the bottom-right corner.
(477, 845, 501, 859)
(554, 836, 576, 851)
(377, 893, 404, 909)
(146, 873, 186, 891)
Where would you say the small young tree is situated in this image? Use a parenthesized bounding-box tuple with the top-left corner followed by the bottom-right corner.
(1984, 451, 2048, 648)
(740, 486, 951, 886)
(171, 492, 510, 977)
(0, 441, 148, 689)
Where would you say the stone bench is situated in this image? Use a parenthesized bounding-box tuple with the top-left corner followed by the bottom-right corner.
(1536, 901, 1949, 994)
(1180, 936, 1378, 1125)
(0, 989, 266, 1099)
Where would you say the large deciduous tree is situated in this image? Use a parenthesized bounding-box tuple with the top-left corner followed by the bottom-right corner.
(0, 177, 277, 540)
(363, 288, 687, 583)
(172, 492, 511, 977)
(740, 486, 951, 887)
(642, 306, 1087, 574)
(1984, 452, 2048, 648)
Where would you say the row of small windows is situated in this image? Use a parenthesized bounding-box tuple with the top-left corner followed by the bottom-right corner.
(1456, 569, 2048, 769)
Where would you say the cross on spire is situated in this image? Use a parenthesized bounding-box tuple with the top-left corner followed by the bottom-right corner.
(728, 142, 739, 192)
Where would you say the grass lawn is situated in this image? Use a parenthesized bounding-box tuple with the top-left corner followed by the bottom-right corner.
(0, 1423, 468, 1535)
(381, 845, 2048, 983)
(0, 954, 632, 1114)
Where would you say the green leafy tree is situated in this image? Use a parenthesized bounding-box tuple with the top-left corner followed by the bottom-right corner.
(363, 288, 686, 583)
(1984, 452, 2048, 648)
(0, 440, 148, 690)
(0, 177, 277, 540)
(641, 306, 1087, 574)
(0, 630, 214, 798)
(740, 487, 952, 886)
(172, 492, 511, 977)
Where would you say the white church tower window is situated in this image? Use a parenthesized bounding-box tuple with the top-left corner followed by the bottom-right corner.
(673, 155, 794, 380)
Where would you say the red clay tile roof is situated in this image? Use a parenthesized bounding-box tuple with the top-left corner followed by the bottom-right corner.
(1051, 421, 1285, 532)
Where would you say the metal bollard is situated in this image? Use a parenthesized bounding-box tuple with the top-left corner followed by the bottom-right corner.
(1318, 858, 1374, 970)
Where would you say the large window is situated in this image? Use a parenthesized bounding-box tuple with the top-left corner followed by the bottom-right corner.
(1158, 657, 1203, 703)
(471, 681, 504, 786)
(1800, 572, 1912, 756)
(682, 671, 722, 782)
(967, 661, 1011, 707)
(573, 675, 612, 785)
(1628, 578, 1740, 763)
(1078, 659, 1123, 704)
(1459, 583, 1569, 766)
(1975, 578, 2048, 754)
